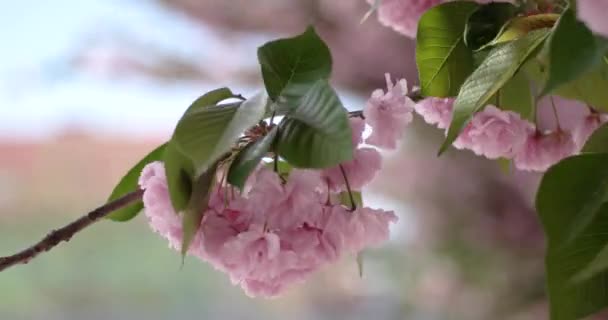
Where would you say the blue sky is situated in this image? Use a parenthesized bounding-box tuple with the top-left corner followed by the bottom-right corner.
(0, 0, 263, 138)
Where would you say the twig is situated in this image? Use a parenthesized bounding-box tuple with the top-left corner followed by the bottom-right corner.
(0, 189, 144, 272)
(339, 164, 357, 211)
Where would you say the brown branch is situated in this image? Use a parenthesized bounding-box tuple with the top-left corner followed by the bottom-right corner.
(0, 189, 144, 272)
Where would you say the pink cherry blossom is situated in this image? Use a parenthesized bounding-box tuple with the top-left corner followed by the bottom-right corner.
(138, 162, 398, 298)
(350, 117, 366, 146)
(414, 97, 454, 129)
(452, 105, 533, 159)
(368, 0, 441, 38)
(322, 147, 382, 192)
(364, 73, 415, 149)
(578, 0, 608, 38)
(572, 112, 608, 150)
(346, 207, 398, 252)
(514, 130, 577, 172)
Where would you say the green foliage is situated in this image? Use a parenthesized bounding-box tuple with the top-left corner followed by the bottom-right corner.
(184, 87, 240, 114)
(583, 123, 608, 153)
(526, 58, 608, 111)
(440, 29, 549, 154)
(464, 2, 518, 51)
(498, 71, 534, 120)
(227, 127, 278, 190)
(416, 1, 478, 97)
(163, 141, 195, 212)
(542, 10, 608, 95)
(537, 154, 608, 320)
(486, 13, 559, 47)
(276, 80, 352, 168)
(181, 164, 217, 257)
(107, 143, 167, 221)
(173, 92, 268, 177)
(257, 27, 332, 101)
(163, 87, 248, 212)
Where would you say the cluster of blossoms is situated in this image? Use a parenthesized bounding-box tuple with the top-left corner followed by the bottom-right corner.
(367, 0, 515, 38)
(415, 97, 607, 171)
(369, 0, 608, 40)
(137, 76, 420, 297)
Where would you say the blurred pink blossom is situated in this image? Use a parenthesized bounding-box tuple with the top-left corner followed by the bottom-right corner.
(414, 97, 454, 129)
(513, 130, 577, 172)
(578, 0, 608, 37)
(364, 73, 415, 149)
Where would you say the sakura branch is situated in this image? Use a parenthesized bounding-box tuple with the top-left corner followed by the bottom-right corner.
(0, 190, 144, 272)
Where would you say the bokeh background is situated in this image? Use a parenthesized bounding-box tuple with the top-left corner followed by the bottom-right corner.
(0, 1, 550, 319)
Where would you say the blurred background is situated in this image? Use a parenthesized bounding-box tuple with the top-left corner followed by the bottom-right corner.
(0, 1, 549, 319)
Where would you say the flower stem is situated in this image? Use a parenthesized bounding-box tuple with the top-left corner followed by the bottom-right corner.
(339, 164, 357, 211)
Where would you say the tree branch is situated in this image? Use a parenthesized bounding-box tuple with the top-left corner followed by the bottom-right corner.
(0, 189, 144, 272)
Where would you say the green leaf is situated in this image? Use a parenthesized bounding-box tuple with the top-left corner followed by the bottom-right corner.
(440, 29, 549, 154)
(583, 123, 608, 153)
(276, 79, 352, 168)
(184, 87, 239, 115)
(163, 141, 195, 211)
(542, 10, 608, 96)
(265, 160, 293, 179)
(257, 26, 332, 101)
(416, 1, 478, 97)
(526, 58, 608, 111)
(181, 164, 217, 257)
(227, 127, 278, 190)
(173, 91, 268, 176)
(498, 70, 534, 120)
(464, 2, 518, 51)
(536, 153, 608, 320)
(107, 143, 167, 221)
(485, 14, 559, 48)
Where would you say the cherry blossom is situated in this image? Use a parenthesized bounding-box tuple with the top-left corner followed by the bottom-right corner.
(364, 73, 415, 149)
(513, 130, 577, 172)
(414, 97, 454, 129)
(453, 105, 533, 159)
(322, 147, 382, 192)
(139, 163, 398, 298)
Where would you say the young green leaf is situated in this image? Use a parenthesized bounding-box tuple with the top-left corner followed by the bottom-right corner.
(439, 29, 549, 154)
(173, 91, 268, 177)
(498, 71, 534, 120)
(257, 26, 332, 101)
(163, 141, 195, 212)
(106, 143, 167, 221)
(184, 87, 239, 115)
(526, 57, 608, 111)
(536, 153, 608, 320)
(416, 1, 478, 97)
(464, 2, 518, 50)
(276, 79, 352, 168)
(541, 10, 608, 96)
(227, 127, 278, 190)
(484, 13, 558, 48)
(181, 164, 217, 257)
(582, 122, 608, 153)
(338, 191, 363, 208)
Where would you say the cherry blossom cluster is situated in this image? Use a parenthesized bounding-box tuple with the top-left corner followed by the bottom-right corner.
(367, 0, 515, 38)
(415, 97, 607, 171)
(136, 78, 420, 297)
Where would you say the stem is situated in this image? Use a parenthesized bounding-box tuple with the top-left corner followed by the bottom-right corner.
(339, 164, 357, 211)
(0, 189, 144, 272)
